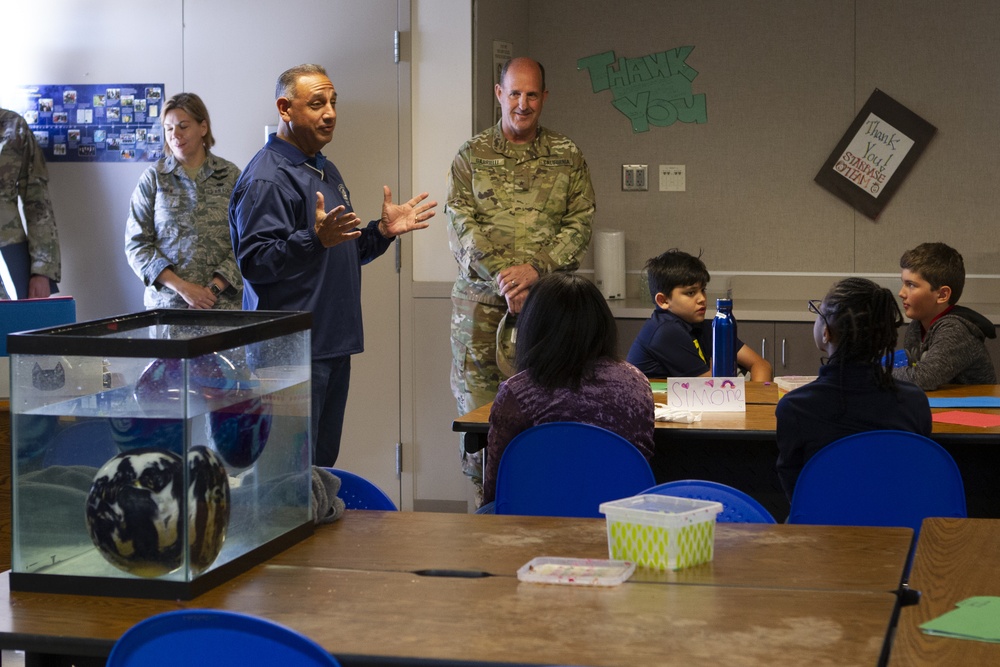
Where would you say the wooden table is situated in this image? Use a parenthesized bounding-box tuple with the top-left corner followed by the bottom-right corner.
(889, 518, 1000, 665)
(453, 383, 1000, 444)
(0, 511, 909, 667)
(453, 384, 1000, 520)
(276, 510, 912, 592)
(454, 380, 779, 434)
(0, 568, 898, 667)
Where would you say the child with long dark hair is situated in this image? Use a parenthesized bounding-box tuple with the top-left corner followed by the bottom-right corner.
(484, 273, 655, 505)
(775, 277, 932, 501)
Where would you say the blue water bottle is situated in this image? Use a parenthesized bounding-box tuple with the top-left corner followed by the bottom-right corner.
(712, 298, 737, 377)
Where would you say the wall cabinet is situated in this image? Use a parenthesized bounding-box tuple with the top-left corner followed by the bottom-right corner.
(733, 321, 821, 377)
(982, 326, 1000, 380)
(616, 318, 647, 360)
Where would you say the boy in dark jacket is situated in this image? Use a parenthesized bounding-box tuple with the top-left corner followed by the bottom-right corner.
(894, 242, 997, 390)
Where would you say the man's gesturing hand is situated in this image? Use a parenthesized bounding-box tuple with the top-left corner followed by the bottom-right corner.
(314, 191, 362, 248)
(379, 186, 437, 238)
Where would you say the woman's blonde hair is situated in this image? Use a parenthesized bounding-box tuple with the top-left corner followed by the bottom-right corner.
(162, 92, 215, 153)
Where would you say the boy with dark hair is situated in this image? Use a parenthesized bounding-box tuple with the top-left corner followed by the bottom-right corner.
(894, 242, 996, 390)
(626, 249, 772, 380)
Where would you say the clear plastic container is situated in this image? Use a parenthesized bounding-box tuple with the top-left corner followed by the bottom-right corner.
(774, 375, 818, 399)
(600, 494, 723, 571)
(517, 557, 636, 586)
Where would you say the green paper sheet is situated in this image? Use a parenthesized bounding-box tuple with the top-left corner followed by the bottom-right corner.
(920, 596, 1000, 643)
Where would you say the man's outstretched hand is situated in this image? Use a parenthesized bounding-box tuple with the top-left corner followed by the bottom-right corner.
(378, 186, 437, 238)
(314, 191, 362, 248)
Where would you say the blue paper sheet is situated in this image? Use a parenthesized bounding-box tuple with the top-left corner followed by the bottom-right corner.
(0, 296, 76, 355)
(927, 397, 1000, 408)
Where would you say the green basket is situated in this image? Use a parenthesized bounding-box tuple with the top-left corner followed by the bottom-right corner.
(601, 495, 722, 570)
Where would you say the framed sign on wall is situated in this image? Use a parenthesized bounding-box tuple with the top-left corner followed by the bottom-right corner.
(815, 89, 936, 220)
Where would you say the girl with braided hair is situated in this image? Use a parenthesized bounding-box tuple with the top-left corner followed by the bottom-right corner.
(775, 277, 932, 502)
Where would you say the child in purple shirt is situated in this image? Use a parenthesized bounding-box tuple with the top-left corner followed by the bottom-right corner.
(485, 273, 655, 504)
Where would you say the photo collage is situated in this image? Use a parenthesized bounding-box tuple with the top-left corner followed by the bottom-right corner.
(18, 83, 165, 163)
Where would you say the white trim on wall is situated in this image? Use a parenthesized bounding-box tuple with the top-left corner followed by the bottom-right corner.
(411, 0, 471, 283)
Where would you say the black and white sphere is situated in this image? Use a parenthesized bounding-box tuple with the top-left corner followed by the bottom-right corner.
(187, 446, 230, 571)
(85, 446, 230, 577)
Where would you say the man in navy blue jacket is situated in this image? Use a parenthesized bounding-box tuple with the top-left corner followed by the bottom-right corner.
(230, 63, 436, 466)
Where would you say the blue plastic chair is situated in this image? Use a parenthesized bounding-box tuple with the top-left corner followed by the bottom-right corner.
(106, 609, 340, 666)
(475, 501, 496, 514)
(788, 430, 967, 534)
(643, 480, 777, 523)
(326, 467, 398, 511)
(493, 422, 656, 518)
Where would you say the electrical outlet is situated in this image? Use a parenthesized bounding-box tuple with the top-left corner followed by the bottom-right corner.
(622, 164, 648, 191)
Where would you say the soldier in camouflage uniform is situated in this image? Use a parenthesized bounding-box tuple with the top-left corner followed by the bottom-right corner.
(125, 93, 242, 309)
(0, 108, 61, 300)
(446, 58, 596, 505)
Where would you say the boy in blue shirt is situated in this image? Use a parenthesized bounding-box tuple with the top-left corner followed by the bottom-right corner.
(626, 249, 773, 380)
(893, 242, 997, 390)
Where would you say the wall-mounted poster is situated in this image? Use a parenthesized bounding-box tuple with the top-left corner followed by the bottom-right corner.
(577, 48, 707, 134)
(815, 89, 936, 220)
(12, 83, 165, 163)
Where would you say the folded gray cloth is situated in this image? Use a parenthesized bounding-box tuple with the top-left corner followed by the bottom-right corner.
(18, 466, 96, 558)
(311, 466, 345, 524)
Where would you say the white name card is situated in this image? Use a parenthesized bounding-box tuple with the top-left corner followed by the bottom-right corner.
(666, 377, 746, 412)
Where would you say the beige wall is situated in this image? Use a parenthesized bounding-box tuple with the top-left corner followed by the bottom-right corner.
(411, 1, 473, 283)
(406, 1, 476, 509)
(464, 0, 1000, 287)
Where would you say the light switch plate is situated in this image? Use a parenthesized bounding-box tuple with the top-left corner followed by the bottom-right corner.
(659, 164, 685, 191)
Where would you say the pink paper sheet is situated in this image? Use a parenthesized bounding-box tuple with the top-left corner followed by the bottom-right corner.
(932, 410, 1000, 428)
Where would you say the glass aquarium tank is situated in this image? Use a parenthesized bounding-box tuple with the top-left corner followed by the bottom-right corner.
(6, 309, 313, 599)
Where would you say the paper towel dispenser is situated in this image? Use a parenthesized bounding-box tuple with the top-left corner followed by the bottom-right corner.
(594, 229, 625, 300)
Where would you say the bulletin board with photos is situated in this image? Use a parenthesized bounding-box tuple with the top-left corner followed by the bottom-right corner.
(14, 83, 165, 163)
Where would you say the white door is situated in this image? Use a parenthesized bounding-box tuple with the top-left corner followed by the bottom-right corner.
(185, 0, 402, 504)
